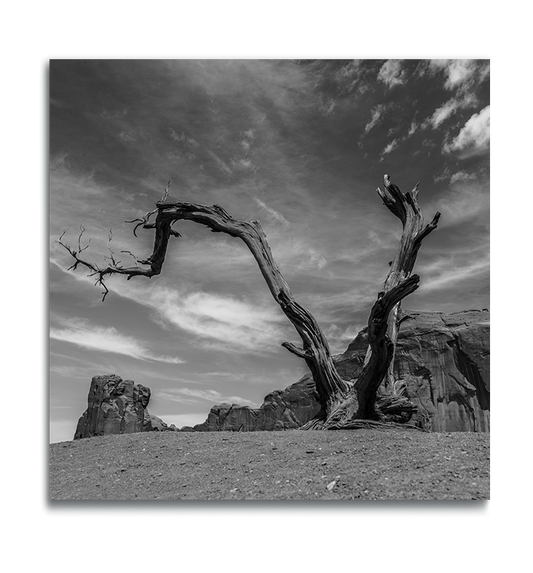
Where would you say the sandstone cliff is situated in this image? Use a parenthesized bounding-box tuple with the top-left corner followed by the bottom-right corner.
(187, 376, 323, 432)
(190, 309, 490, 432)
(74, 375, 178, 439)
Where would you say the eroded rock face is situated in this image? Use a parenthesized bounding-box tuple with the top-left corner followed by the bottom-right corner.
(394, 310, 490, 432)
(74, 375, 178, 439)
(189, 376, 323, 432)
(335, 309, 490, 431)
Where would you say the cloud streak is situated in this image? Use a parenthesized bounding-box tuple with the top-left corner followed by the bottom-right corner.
(158, 387, 257, 407)
(148, 288, 287, 353)
(50, 317, 184, 363)
(419, 255, 489, 292)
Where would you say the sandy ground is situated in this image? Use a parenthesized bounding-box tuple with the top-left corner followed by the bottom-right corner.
(49, 428, 489, 501)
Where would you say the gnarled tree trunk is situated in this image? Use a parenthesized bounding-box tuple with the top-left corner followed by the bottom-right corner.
(60, 175, 439, 429)
(365, 176, 441, 392)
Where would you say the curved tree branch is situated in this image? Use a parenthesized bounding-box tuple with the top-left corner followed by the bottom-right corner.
(59, 198, 349, 414)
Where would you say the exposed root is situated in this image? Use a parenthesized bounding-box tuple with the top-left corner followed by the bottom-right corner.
(326, 420, 428, 432)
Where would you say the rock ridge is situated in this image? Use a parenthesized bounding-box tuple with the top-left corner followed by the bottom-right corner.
(74, 374, 178, 439)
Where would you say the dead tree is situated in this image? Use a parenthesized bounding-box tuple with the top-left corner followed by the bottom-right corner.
(368, 176, 441, 393)
(59, 175, 439, 429)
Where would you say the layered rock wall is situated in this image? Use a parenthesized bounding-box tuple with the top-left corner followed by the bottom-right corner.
(333, 309, 489, 431)
(188, 376, 323, 432)
(74, 375, 178, 439)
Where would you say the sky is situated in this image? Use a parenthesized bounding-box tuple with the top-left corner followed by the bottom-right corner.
(49, 59, 490, 443)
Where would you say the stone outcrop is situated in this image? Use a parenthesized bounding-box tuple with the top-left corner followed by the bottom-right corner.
(74, 375, 178, 439)
(186, 376, 323, 432)
(336, 309, 490, 431)
(397, 310, 489, 431)
(76, 310, 489, 435)
(190, 309, 490, 432)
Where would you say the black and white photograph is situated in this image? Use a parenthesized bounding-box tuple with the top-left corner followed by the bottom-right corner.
(48, 59, 490, 501)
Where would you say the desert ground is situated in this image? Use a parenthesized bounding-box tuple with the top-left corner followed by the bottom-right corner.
(49, 428, 489, 501)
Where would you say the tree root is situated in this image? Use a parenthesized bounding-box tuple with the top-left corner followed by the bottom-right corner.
(299, 417, 427, 432)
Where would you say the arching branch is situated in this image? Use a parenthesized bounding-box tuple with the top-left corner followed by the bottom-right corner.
(59, 197, 349, 414)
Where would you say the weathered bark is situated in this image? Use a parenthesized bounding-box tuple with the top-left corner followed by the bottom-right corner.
(304, 274, 421, 429)
(371, 175, 440, 390)
(60, 174, 435, 429)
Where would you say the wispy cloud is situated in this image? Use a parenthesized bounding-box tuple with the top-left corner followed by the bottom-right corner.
(423, 93, 478, 130)
(205, 148, 233, 175)
(148, 288, 287, 352)
(364, 104, 386, 134)
(50, 317, 184, 363)
(158, 387, 257, 407)
(254, 198, 290, 227)
(380, 138, 399, 159)
(377, 60, 405, 87)
(419, 254, 489, 292)
(433, 177, 489, 227)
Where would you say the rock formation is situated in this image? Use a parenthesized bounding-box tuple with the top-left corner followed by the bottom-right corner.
(74, 310, 489, 436)
(74, 375, 178, 439)
(189, 309, 490, 432)
(336, 309, 490, 431)
(188, 376, 323, 432)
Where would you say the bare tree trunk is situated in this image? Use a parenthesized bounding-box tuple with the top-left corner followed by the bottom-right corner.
(364, 175, 440, 392)
(59, 175, 438, 429)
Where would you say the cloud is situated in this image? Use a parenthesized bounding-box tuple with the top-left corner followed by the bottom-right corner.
(443, 105, 490, 157)
(380, 138, 399, 158)
(148, 288, 287, 353)
(377, 60, 405, 87)
(434, 178, 489, 227)
(424, 92, 479, 130)
(169, 130, 200, 148)
(50, 317, 184, 363)
(367, 229, 388, 248)
(364, 104, 386, 133)
(429, 99, 459, 128)
(427, 59, 487, 92)
(51, 237, 315, 356)
(158, 387, 257, 407)
(450, 171, 477, 185)
(420, 254, 489, 292)
(254, 198, 290, 227)
(305, 248, 328, 270)
(205, 148, 233, 175)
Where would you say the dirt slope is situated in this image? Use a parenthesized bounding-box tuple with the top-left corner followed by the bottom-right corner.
(49, 429, 489, 500)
